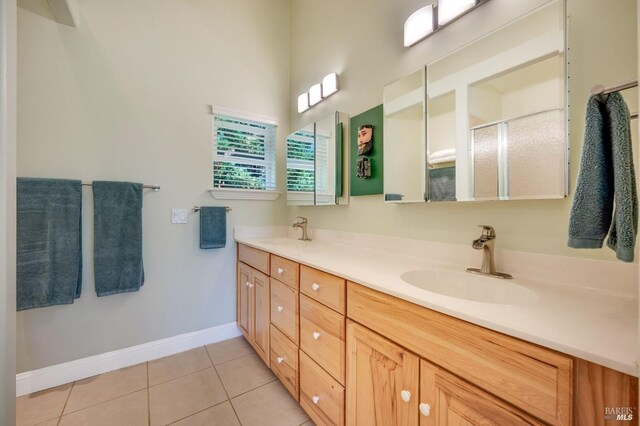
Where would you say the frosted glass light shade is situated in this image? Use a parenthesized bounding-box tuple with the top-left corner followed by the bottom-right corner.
(309, 83, 323, 106)
(438, 0, 476, 26)
(322, 73, 339, 98)
(297, 93, 309, 113)
(404, 5, 434, 47)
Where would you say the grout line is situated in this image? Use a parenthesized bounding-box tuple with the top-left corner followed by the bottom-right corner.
(165, 400, 231, 425)
(146, 362, 150, 426)
(212, 352, 257, 368)
(59, 387, 147, 416)
(57, 380, 75, 425)
(147, 364, 214, 388)
(228, 378, 278, 400)
(206, 347, 243, 425)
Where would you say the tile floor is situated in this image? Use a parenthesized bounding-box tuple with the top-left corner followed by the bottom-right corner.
(17, 337, 314, 426)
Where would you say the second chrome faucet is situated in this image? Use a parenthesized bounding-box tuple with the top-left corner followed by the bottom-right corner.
(467, 225, 512, 279)
(293, 216, 311, 241)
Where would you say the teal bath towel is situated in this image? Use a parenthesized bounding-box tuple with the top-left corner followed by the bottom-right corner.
(568, 93, 637, 261)
(17, 178, 82, 311)
(200, 206, 227, 249)
(605, 93, 638, 261)
(93, 181, 145, 296)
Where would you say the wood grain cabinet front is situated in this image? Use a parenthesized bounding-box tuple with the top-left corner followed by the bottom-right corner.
(346, 321, 419, 426)
(238, 244, 270, 275)
(300, 265, 346, 314)
(271, 255, 300, 290)
(270, 324, 299, 401)
(300, 350, 345, 426)
(236, 261, 270, 366)
(270, 277, 299, 344)
(300, 294, 346, 385)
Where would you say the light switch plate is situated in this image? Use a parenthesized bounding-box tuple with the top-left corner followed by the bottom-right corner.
(171, 208, 188, 224)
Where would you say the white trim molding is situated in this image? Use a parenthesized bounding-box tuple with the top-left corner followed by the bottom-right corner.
(16, 322, 242, 397)
(209, 188, 281, 200)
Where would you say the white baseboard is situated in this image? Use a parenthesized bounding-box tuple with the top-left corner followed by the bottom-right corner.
(16, 322, 242, 397)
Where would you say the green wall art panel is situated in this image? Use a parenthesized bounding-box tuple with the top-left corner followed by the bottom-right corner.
(350, 104, 383, 196)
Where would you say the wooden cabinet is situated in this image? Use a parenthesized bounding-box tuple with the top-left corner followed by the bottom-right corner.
(300, 351, 346, 426)
(236, 261, 270, 365)
(346, 321, 420, 426)
(419, 359, 543, 425)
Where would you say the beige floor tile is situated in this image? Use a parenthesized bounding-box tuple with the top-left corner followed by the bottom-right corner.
(205, 336, 254, 365)
(231, 381, 309, 426)
(64, 363, 147, 414)
(148, 347, 212, 386)
(59, 389, 147, 426)
(300, 421, 315, 426)
(34, 421, 59, 426)
(172, 401, 240, 425)
(16, 383, 72, 426)
(215, 353, 275, 398)
(149, 367, 227, 426)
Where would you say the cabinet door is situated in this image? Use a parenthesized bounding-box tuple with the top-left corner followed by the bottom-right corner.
(346, 321, 419, 426)
(419, 359, 543, 426)
(237, 262, 254, 340)
(253, 269, 270, 365)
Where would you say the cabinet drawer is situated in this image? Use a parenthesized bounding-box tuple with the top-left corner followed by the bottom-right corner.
(300, 295, 345, 384)
(300, 265, 346, 314)
(238, 244, 270, 275)
(271, 255, 299, 290)
(300, 350, 345, 426)
(270, 324, 299, 401)
(347, 282, 573, 426)
(270, 278, 299, 344)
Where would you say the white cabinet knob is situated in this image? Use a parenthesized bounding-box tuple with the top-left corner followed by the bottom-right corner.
(277, 267, 284, 274)
(248, 283, 254, 288)
(245, 281, 251, 287)
(400, 390, 411, 403)
(277, 356, 284, 364)
(311, 283, 320, 291)
(419, 403, 431, 417)
(312, 395, 320, 405)
(277, 305, 284, 313)
(312, 331, 321, 340)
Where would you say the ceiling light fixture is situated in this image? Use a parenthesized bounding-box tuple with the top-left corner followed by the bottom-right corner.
(438, 0, 477, 25)
(297, 93, 310, 113)
(321, 73, 339, 98)
(404, 5, 434, 47)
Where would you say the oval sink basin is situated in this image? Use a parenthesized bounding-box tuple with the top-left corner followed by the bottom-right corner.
(400, 269, 536, 305)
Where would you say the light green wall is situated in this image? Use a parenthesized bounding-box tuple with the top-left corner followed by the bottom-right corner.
(1, 0, 17, 421)
(289, 0, 638, 261)
(16, 0, 290, 372)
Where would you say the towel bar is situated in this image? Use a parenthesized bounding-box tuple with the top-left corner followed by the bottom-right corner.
(82, 182, 160, 191)
(193, 206, 232, 212)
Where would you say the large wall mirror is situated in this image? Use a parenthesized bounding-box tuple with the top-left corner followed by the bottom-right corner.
(383, 67, 427, 203)
(426, 0, 567, 202)
(286, 112, 349, 206)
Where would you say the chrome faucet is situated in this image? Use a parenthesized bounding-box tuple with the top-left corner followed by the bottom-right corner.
(467, 225, 512, 279)
(293, 217, 311, 241)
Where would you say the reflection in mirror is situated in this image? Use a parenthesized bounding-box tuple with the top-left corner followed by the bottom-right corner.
(286, 124, 315, 206)
(315, 114, 337, 205)
(426, 0, 567, 202)
(286, 112, 349, 206)
(383, 67, 427, 203)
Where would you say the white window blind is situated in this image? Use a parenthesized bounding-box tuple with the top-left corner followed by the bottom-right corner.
(213, 113, 276, 190)
(286, 129, 315, 193)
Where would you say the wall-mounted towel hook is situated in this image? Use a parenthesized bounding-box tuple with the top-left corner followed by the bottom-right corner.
(193, 205, 232, 212)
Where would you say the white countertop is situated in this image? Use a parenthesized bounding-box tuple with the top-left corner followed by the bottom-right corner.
(235, 227, 638, 376)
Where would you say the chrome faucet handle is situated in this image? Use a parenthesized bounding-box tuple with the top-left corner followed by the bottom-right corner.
(477, 225, 495, 238)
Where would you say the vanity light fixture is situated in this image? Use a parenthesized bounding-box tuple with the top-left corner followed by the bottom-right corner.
(438, 0, 476, 25)
(404, 5, 435, 47)
(321, 73, 339, 98)
(297, 93, 310, 113)
(297, 73, 341, 113)
(309, 83, 323, 106)
(404, 0, 488, 47)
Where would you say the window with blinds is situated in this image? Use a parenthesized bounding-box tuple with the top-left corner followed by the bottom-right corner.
(212, 113, 276, 190)
(286, 129, 315, 192)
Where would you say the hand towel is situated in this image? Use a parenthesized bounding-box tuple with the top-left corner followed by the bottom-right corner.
(429, 166, 456, 201)
(17, 178, 82, 311)
(568, 96, 612, 249)
(200, 206, 227, 249)
(92, 181, 145, 296)
(605, 93, 638, 262)
(429, 148, 456, 161)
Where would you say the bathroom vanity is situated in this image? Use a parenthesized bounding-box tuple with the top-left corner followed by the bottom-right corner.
(235, 231, 637, 425)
